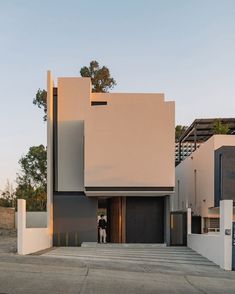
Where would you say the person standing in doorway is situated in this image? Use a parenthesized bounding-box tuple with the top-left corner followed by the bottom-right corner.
(98, 214, 107, 243)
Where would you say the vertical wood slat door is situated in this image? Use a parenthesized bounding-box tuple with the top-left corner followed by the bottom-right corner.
(109, 197, 126, 243)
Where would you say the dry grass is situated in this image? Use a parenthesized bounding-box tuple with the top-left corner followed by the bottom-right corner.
(0, 229, 17, 253)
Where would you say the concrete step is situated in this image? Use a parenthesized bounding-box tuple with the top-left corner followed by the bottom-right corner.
(81, 242, 167, 248)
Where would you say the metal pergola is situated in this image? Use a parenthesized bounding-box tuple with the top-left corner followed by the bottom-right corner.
(177, 118, 235, 164)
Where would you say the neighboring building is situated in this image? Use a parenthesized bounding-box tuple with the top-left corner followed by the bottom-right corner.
(175, 118, 235, 165)
(47, 72, 175, 246)
(173, 134, 235, 233)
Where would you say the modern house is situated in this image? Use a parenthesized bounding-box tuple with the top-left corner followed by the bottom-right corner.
(16, 76, 234, 269)
(46, 71, 175, 246)
(172, 119, 235, 234)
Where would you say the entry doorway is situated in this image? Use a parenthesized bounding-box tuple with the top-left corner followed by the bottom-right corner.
(98, 199, 109, 243)
(98, 197, 165, 244)
(98, 197, 126, 243)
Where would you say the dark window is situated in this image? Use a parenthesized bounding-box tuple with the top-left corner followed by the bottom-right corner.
(91, 101, 107, 106)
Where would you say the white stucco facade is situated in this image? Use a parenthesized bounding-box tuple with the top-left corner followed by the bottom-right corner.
(173, 135, 235, 218)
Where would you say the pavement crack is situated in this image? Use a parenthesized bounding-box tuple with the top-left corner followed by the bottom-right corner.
(78, 265, 90, 294)
(184, 275, 208, 294)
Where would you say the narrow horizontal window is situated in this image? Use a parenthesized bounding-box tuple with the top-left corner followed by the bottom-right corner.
(91, 101, 107, 106)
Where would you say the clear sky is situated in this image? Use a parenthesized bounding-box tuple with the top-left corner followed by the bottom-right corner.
(1, 0, 235, 190)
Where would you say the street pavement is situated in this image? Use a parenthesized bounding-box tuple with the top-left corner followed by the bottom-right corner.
(0, 236, 235, 293)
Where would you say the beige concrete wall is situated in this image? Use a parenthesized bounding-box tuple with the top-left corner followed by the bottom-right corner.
(56, 77, 175, 192)
(57, 78, 91, 191)
(85, 93, 175, 188)
(174, 135, 235, 217)
(0, 206, 15, 229)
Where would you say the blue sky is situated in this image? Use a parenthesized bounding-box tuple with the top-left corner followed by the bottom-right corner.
(1, 0, 235, 189)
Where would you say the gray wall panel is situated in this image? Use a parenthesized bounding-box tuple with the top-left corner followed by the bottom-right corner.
(215, 146, 235, 206)
(58, 121, 84, 191)
(53, 194, 97, 245)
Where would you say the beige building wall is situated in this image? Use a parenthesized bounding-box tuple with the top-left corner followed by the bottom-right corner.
(85, 93, 175, 188)
(57, 77, 91, 191)
(56, 77, 175, 192)
(173, 135, 235, 217)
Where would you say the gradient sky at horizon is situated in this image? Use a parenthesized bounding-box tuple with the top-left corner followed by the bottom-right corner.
(1, 0, 235, 190)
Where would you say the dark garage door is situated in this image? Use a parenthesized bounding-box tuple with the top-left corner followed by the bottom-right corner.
(126, 197, 164, 243)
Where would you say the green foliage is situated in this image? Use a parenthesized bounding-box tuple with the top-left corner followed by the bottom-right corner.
(80, 60, 117, 93)
(213, 119, 230, 134)
(175, 125, 187, 141)
(16, 145, 47, 211)
(33, 61, 116, 121)
(0, 180, 16, 208)
(33, 89, 47, 121)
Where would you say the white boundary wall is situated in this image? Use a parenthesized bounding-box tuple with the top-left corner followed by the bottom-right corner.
(187, 200, 233, 270)
(17, 199, 51, 255)
(188, 233, 221, 266)
(17, 71, 53, 255)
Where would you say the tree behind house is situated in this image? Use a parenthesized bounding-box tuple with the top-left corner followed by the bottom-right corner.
(175, 125, 187, 141)
(33, 60, 117, 121)
(15, 145, 47, 211)
(0, 180, 16, 208)
(80, 60, 116, 93)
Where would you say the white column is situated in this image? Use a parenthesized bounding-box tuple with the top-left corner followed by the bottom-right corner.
(187, 208, 192, 235)
(17, 199, 26, 255)
(47, 70, 53, 245)
(220, 200, 233, 270)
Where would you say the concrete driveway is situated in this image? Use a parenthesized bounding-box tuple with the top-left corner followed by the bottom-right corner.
(42, 245, 235, 294)
(0, 238, 235, 294)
